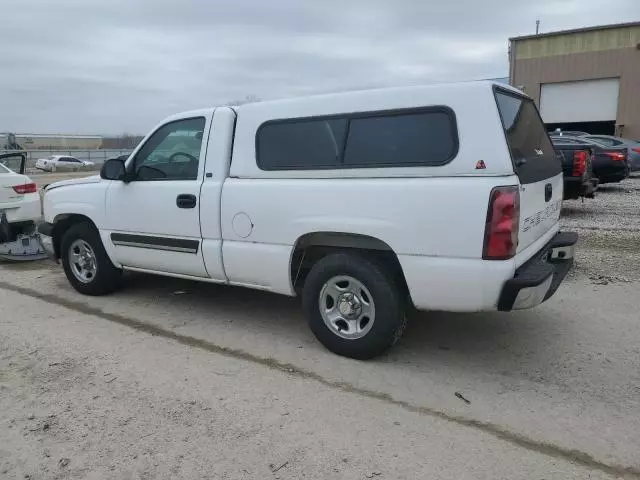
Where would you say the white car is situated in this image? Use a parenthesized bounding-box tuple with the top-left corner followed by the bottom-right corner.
(35, 155, 95, 172)
(40, 81, 577, 359)
(0, 159, 41, 225)
(0, 154, 46, 260)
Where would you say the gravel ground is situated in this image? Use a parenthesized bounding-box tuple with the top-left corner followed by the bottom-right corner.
(1, 288, 617, 480)
(561, 175, 640, 283)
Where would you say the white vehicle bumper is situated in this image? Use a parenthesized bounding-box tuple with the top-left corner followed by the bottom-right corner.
(496, 232, 577, 311)
(400, 232, 577, 312)
(0, 193, 41, 223)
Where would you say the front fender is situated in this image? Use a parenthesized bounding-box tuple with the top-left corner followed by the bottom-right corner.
(43, 181, 108, 226)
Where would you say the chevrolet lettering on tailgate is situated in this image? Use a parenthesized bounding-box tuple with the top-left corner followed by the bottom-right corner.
(522, 199, 562, 233)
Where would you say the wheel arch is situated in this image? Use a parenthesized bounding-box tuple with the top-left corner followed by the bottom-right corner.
(51, 213, 98, 260)
(289, 231, 409, 299)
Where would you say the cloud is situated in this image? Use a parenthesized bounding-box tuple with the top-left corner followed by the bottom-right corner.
(0, 0, 636, 134)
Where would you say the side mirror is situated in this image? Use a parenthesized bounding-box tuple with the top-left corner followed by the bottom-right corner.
(100, 158, 126, 181)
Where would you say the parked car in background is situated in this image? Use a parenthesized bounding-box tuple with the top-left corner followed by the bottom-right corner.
(550, 135, 629, 184)
(550, 138, 596, 199)
(0, 153, 44, 260)
(0, 157, 40, 224)
(35, 155, 95, 172)
(584, 135, 640, 172)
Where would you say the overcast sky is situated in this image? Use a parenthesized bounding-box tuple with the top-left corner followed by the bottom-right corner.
(1, 0, 637, 135)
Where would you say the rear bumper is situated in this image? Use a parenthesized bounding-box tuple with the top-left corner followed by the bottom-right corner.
(498, 231, 577, 311)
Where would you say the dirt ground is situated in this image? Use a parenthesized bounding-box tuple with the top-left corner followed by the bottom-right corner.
(1, 175, 639, 479)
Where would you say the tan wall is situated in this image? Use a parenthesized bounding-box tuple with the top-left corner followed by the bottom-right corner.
(515, 25, 640, 59)
(511, 46, 640, 139)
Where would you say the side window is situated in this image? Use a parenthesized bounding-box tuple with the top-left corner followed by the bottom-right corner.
(0, 153, 24, 173)
(343, 110, 457, 167)
(66, 157, 82, 163)
(256, 108, 458, 170)
(257, 119, 346, 170)
(133, 117, 205, 181)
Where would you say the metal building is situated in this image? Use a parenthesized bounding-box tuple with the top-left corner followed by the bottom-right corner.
(509, 21, 640, 139)
(1, 133, 103, 150)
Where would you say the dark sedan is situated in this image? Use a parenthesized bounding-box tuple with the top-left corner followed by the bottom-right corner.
(550, 135, 629, 184)
(584, 135, 640, 172)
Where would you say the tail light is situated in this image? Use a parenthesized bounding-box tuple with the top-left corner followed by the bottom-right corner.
(483, 186, 520, 260)
(572, 150, 588, 177)
(604, 151, 626, 162)
(13, 183, 37, 194)
(632, 147, 640, 154)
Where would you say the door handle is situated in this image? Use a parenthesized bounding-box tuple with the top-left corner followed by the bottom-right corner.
(176, 194, 197, 209)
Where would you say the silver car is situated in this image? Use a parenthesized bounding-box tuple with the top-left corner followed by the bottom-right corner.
(34, 155, 95, 172)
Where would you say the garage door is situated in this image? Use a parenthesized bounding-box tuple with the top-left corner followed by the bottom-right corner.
(540, 78, 620, 123)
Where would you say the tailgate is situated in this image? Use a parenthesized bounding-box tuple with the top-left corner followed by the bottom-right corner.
(518, 172, 562, 251)
(494, 88, 563, 253)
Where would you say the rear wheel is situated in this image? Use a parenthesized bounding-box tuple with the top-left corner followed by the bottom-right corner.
(61, 222, 122, 295)
(302, 252, 406, 359)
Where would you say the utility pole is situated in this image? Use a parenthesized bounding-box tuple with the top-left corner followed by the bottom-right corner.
(536, 20, 540, 35)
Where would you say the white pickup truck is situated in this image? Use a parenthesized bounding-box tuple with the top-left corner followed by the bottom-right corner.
(39, 81, 577, 359)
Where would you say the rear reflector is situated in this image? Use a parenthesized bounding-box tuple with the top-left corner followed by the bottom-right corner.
(572, 150, 588, 177)
(483, 186, 520, 260)
(604, 152, 626, 162)
(13, 183, 37, 194)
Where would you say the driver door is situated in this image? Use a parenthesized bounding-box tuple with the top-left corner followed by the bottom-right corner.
(105, 115, 210, 277)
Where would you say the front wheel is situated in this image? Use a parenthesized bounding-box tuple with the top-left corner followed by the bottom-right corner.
(61, 222, 122, 295)
(302, 252, 407, 360)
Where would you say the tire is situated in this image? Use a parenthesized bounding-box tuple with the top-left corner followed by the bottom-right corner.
(302, 252, 407, 360)
(61, 222, 122, 295)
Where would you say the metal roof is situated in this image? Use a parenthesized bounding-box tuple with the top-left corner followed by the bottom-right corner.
(510, 21, 640, 42)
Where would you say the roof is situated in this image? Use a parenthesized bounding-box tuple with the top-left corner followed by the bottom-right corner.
(236, 80, 521, 111)
(510, 21, 640, 42)
(165, 80, 524, 121)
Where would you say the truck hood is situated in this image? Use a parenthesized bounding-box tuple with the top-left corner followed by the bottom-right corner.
(44, 175, 101, 191)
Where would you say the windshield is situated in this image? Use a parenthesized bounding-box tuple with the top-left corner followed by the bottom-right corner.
(0, 162, 11, 173)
